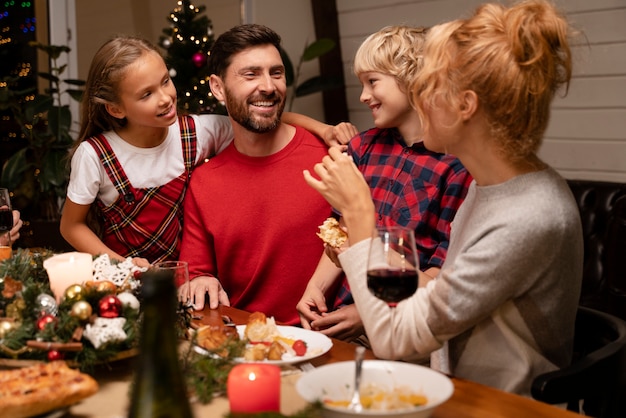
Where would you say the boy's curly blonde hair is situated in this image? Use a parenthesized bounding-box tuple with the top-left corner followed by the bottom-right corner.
(353, 25, 428, 92)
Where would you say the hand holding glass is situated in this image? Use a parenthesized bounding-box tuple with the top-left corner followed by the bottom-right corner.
(0, 188, 13, 260)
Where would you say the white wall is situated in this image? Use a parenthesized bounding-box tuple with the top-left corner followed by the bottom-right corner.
(335, 0, 626, 182)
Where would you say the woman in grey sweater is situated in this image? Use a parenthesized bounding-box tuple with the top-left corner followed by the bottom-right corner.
(303, 0, 583, 397)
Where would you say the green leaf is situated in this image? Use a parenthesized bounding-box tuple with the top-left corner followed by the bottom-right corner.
(1, 148, 28, 189)
(280, 47, 295, 87)
(29, 42, 70, 60)
(66, 89, 84, 102)
(301, 38, 335, 62)
(30, 95, 54, 114)
(64, 79, 86, 87)
(295, 76, 343, 97)
(47, 105, 72, 134)
(37, 72, 59, 83)
(41, 150, 69, 188)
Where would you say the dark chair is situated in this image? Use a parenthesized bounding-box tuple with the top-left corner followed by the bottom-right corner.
(531, 306, 626, 417)
(567, 180, 626, 321)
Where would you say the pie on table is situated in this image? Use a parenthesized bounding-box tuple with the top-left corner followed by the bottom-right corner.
(0, 361, 99, 418)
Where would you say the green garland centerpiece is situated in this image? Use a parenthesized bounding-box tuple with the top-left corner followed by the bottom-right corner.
(0, 249, 143, 371)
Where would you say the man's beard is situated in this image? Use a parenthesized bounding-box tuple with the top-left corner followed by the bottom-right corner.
(224, 90, 285, 133)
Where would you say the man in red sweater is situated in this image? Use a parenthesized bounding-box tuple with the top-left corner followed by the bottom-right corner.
(179, 24, 343, 325)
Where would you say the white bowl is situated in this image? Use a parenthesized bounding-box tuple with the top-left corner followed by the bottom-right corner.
(296, 360, 454, 418)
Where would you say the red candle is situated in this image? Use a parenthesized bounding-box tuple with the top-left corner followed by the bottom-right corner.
(227, 363, 281, 413)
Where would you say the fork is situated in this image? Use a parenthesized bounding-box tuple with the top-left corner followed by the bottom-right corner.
(299, 362, 315, 373)
(348, 346, 366, 412)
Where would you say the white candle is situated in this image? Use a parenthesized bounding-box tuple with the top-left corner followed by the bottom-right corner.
(43, 252, 93, 302)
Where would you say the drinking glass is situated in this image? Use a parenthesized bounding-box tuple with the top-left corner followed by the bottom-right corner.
(0, 188, 13, 261)
(366, 226, 419, 358)
(152, 260, 191, 309)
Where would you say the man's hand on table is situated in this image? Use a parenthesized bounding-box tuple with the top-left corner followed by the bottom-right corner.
(179, 276, 231, 310)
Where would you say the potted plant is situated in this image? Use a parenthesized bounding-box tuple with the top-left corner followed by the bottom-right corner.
(281, 38, 343, 111)
(0, 42, 84, 249)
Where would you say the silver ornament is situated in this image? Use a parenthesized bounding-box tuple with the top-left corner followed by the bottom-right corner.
(35, 293, 58, 316)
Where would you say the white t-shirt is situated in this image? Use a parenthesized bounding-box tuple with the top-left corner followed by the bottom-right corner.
(67, 115, 233, 207)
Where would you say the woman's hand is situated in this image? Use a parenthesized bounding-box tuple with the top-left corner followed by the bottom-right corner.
(304, 147, 376, 243)
(1, 210, 23, 246)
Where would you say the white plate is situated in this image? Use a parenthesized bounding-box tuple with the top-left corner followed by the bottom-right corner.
(235, 325, 333, 365)
(195, 325, 333, 365)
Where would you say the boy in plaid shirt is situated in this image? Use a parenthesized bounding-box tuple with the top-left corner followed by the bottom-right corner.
(297, 26, 472, 342)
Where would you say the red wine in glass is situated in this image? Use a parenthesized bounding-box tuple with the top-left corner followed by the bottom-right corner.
(366, 226, 419, 358)
(367, 268, 418, 307)
(0, 209, 13, 234)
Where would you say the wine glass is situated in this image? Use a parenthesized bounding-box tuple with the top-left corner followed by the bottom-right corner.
(0, 188, 13, 261)
(152, 260, 192, 310)
(366, 226, 419, 358)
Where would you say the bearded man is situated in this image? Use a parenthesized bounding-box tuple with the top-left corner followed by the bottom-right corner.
(179, 24, 340, 325)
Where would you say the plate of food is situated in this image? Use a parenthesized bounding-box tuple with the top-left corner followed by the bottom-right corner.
(194, 312, 333, 365)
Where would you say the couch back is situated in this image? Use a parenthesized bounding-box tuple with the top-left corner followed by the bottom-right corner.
(567, 180, 626, 321)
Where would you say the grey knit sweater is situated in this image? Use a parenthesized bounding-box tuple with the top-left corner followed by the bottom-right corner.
(339, 168, 583, 396)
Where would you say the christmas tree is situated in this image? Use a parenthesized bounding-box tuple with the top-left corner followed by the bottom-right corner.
(159, 0, 225, 115)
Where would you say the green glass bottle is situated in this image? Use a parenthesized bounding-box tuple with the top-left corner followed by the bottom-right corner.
(128, 269, 193, 418)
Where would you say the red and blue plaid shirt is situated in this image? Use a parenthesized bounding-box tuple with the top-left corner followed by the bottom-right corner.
(334, 127, 472, 307)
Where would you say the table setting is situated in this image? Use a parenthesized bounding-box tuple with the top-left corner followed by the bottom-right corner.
(0, 249, 584, 418)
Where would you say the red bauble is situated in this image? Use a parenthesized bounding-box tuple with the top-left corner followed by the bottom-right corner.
(98, 295, 123, 318)
(48, 350, 64, 361)
(192, 52, 206, 68)
(36, 314, 57, 331)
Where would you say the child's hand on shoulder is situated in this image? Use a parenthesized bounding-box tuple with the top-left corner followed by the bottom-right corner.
(324, 122, 358, 147)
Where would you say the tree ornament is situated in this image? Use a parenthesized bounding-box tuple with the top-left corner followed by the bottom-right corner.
(37, 314, 57, 331)
(0, 320, 15, 339)
(162, 37, 172, 48)
(117, 292, 140, 311)
(98, 295, 123, 318)
(96, 280, 117, 293)
(169, 68, 178, 78)
(5, 298, 26, 321)
(83, 317, 128, 349)
(192, 52, 206, 68)
(64, 284, 85, 303)
(71, 300, 93, 321)
(47, 350, 64, 361)
(35, 293, 58, 316)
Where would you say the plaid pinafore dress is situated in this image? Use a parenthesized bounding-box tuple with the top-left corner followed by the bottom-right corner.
(87, 116, 197, 263)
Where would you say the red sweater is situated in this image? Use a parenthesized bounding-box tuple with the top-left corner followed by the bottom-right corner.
(180, 126, 331, 324)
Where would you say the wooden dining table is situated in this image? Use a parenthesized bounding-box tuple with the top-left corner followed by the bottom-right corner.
(66, 305, 582, 418)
